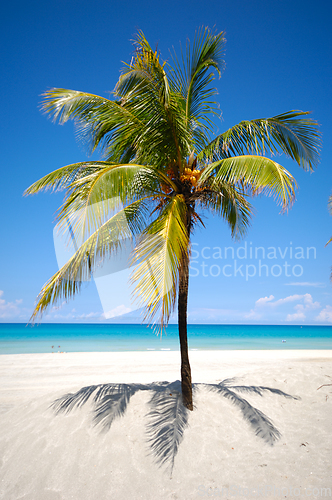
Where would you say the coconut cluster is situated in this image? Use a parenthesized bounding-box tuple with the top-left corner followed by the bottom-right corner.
(180, 168, 201, 187)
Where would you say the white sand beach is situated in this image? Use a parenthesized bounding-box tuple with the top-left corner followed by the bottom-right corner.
(0, 350, 331, 499)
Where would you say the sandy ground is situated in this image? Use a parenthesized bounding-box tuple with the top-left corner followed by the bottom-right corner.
(0, 350, 331, 499)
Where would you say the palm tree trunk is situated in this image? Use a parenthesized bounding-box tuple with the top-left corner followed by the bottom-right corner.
(178, 254, 193, 411)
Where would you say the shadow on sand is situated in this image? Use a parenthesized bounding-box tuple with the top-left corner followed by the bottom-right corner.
(51, 379, 299, 474)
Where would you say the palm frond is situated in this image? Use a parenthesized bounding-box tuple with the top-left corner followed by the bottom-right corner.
(30, 199, 149, 321)
(55, 163, 179, 251)
(197, 182, 253, 238)
(54, 164, 160, 240)
(170, 27, 225, 129)
(115, 39, 190, 170)
(24, 162, 109, 195)
(328, 193, 332, 216)
(200, 111, 321, 171)
(41, 89, 145, 158)
(116, 30, 171, 108)
(41, 89, 113, 125)
(130, 195, 189, 329)
(200, 155, 297, 211)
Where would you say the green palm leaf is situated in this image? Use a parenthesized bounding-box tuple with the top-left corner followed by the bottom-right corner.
(197, 181, 253, 238)
(115, 38, 191, 170)
(41, 89, 146, 159)
(328, 194, 332, 216)
(116, 31, 171, 108)
(24, 162, 107, 195)
(200, 155, 297, 210)
(54, 164, 159, 237)
(30, 199, 149, 320)
(170, 28, 225, 121)
(200, 111, 321, 171)
(131, 195, 189, 328)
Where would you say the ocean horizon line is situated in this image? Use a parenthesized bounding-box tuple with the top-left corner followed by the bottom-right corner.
(1, 322, 332, 327)
(1, 323, 331, 355)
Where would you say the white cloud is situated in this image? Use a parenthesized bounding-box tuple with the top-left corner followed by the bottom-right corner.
(286, 303, 306, 322)
(255, 295, 275, 307)
(286, 311, 306, 321)
(249, 292, 321, 323)
(0, 290, 23, 319)
(255, 293, 320, 310)
(284, 294, 320, 322)
(303, 294, 320, 309)
(255, 294, 306, 308)
(316, 305, 332, 323)
(273, 294, 305, 306)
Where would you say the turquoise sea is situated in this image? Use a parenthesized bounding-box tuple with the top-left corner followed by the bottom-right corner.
(0, 323, 332, 354)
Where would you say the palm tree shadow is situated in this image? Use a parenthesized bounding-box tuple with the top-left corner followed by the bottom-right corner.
(51, 378, 299, 474)
(205, 378, 300, 444)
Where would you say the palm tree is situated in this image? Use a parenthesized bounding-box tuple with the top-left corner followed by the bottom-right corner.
(25, 28, 320, 410)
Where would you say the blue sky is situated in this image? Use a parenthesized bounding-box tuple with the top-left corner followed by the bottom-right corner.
(1, 0, 331, 325)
